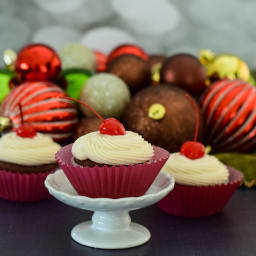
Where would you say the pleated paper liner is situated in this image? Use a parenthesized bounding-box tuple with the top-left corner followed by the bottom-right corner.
(0, 169, 53, 202)
(55, 144, 169, 199)
(158, 167, 243, 217)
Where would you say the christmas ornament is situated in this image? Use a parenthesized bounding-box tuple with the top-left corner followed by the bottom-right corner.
(201, 79, 256, 152)
(75, 117, 102, 139)
(62, 69, 93, 99)
(0, 117, 11, 133)
(108, 44, 148, 64)
(107, 54, 151, 93)
(80, 73, 130, 118)
(215, 152, 256, 188)
(199, 49, 250, 83)
(15, 43, 61, 82)
(149, 55, 166, 84)
(59, 43, 96, 72)
(3, 49, 17, 71)
(0, 70, 14, 103)
(122, 85, 204, 152)
(160, 53, 207, 95)
(94, 50, 107, 72)
(1, 81, 78, 141)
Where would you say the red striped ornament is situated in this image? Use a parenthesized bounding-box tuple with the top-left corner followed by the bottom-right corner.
(1, 81, 78, 141)
(201, 79, 256, 152)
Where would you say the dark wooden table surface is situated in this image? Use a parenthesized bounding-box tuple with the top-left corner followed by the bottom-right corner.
(0, 187, 255, 256)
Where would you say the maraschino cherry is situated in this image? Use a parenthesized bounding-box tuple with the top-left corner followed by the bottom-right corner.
(16, 104, 37, 138)
(64, 97, 126, 136)
(180, 95, 205, 160)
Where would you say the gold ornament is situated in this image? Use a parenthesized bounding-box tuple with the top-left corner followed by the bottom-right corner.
(3, 49, 17, 71)
(0, 116, 11, 132)
(148, 103, 166, 120)
(199, 49, 250, 83)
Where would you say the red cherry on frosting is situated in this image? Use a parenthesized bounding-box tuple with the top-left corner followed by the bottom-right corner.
(16, 124, 37, 138)
(100, 118, 126, 135)
(180, 141, 205, 160)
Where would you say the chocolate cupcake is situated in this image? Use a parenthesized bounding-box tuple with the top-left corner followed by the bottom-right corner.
(56, 127, 169, 198)
(0, 131, 61, 201)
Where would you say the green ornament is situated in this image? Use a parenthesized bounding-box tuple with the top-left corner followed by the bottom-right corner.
(80, 73, 131, 118)
(214, 152, 256, 188)
(63, 69, 93, 99)
(0, 70, 14, 103)
(59, 43, 96, 72)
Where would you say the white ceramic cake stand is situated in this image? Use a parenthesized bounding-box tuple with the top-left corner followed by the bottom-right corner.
(45, 169, 174, 249)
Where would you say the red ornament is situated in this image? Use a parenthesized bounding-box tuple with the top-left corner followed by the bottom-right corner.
(201, 79, 256, 152)
(100, 118, 126, 135)
(108, 44, 148, 64)
(16, 123, 37, 138)
(94, 50, 107, 72)
(1, 82, 78, 141)
(15, 43, 61, 82)
(160, 53, 207, 95)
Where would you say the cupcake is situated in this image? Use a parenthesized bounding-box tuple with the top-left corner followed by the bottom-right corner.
(158, 141, 243, 217)
(56, 112, 169, 198)
(0, 125, 61, 202)
(158, 94, 243, 217)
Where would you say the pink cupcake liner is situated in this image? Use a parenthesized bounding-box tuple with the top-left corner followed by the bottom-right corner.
(0, 169, 54, 202)
(158, 167, 243, 217)
(55, 144, 169, 198)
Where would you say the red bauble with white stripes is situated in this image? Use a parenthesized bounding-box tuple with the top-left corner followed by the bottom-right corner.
(1, 81, 78, 141)
(201, 79, 256, 152)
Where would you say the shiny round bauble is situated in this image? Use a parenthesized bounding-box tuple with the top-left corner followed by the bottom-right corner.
(62, 68, 93, 99)
(201, 79, 256, 152)
(0, 70, 14, 103)
(122, 85, 204, 153)
(1, 81, 78, 141)
(160, 53, 207, 95)
(107, 54, 151, 93)
(80, 73, 130, 118)
(94, 50, 107, 72)
(15, 43, 61, 82)
(108, 44, 148, 64)
(199, 50, 251, 83)
(59, 43, 96, 72)
(75, 117, 102, 139)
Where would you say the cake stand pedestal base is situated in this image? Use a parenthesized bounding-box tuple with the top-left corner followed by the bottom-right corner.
(72, 210, 150, 249)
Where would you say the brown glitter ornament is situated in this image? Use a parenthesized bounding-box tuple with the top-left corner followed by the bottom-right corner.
(107, 54, 151, 93)
(122, 85, 204, 153)
(160, 53, 207, 95)
(75, 117, 102, 139)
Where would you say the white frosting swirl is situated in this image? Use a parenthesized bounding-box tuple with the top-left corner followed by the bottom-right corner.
(72, 131, 154, 165)
(0, 132, 61, 166)
(163, 153, 229, 186)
